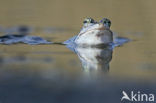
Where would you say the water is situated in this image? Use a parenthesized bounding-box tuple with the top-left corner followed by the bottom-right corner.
(0, 0, 156, 103)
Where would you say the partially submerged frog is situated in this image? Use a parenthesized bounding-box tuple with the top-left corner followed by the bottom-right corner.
(64, 18, 113, 46)
(64, 17, 130, 47)
(75, 18, 113, 45)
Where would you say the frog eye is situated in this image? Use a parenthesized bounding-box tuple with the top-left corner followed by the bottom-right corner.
(83, 20, 87, 23)
(108, 21, 111, 24)
(83, 18, 95, 24)
(90, 19, 94, 23)
(100, 18, 111, 27)
(104, 21, 107, 24)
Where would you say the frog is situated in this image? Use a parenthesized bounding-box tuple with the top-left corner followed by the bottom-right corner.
(64, 18, 113, 46)
(75, 18, 113, 45)
(64, 17, 130, 47)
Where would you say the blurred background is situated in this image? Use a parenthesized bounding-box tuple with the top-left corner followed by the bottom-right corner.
(0, 0, 156, 103)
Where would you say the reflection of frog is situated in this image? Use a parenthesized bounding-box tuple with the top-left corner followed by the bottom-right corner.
(72, 46, 113, 72)
(75, 18, 113, 45)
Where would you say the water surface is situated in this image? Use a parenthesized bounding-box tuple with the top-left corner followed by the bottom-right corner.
(0, 0, 156, 103)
